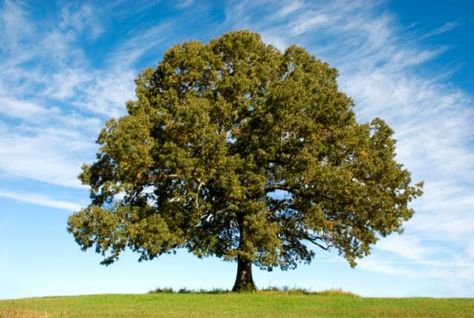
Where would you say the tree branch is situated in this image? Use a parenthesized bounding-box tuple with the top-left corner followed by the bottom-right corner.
(195, 178, 205, 209)
(305, 235, 329, 251)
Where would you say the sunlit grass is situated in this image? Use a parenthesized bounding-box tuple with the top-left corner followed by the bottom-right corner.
(1, 293, 473, 318)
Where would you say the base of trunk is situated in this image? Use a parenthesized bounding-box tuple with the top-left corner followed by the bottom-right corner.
(232, 258, 256, 292)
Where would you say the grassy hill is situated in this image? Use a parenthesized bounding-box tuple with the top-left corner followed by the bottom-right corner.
(1, 292, 473, 318)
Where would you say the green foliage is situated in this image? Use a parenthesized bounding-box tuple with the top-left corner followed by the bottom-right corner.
(68, 31, 422, 273)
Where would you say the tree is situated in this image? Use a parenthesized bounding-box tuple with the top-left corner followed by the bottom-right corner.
(67, 30, 422, 292)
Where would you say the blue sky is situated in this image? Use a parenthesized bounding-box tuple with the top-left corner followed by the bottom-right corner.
(0, 0, 473, 299)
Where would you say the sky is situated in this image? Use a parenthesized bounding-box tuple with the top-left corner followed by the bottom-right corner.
(0, 0, 473, 299)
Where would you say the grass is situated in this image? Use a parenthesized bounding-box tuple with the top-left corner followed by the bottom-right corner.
(0, 292, 473, 318)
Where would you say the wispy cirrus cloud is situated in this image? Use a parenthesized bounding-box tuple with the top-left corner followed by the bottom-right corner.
(175, 0, 195, 9)
(58, 3, 103, 40)
(0, 1, 140, 188)
(420, 21, 461, 39)
(0, 0, 207, 190)
(0, 189, 81, 211)
(289, 13, 329, 35)
(272, 0, 304, 19)
(0, 97, 54, 120)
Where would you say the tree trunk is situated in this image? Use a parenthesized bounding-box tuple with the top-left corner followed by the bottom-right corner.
(232, 256, 256, 292)
(232, 213, 256, 292)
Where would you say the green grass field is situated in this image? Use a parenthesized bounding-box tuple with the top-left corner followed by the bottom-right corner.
(1, 292, 473, 318)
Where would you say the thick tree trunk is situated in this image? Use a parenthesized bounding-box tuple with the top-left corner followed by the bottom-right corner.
(232, 213, 256, 292)
(232, 257, 256, 292)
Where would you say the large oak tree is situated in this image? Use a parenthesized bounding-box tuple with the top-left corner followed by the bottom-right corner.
(68, 31, 422, 291)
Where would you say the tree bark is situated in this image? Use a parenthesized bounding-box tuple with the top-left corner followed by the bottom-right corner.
(232, 213, 256, 292)
(232, 256, 256, 292)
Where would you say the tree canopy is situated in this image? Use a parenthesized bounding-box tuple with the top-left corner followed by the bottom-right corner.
(67, 30, 422, 291)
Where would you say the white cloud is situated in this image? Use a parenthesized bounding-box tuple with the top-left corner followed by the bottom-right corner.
(420, 21, 461, 39)
(58, 4, 103, 40)
(272, 0, 304, 19)
(0, 189, 82, 211)
(376, 235, 435, 263)
(0, 1, 135, 188)
(43, 69, 91, 100)
(0, 97, 52, 120)
(289, 13, 329, 35)
(0, 124, 95, 188)
(260, 31, 289, 51)
(0, 2, 180, 192)
(0, 0, 34, 52)
(108, 21, 174, 67)
(66, 68, 136, 117)
(175, 0, 194, 9)
(359, 257, 474, 280)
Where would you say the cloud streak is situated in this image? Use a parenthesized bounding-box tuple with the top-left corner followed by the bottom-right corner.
(420, 21, 461, 39)
(0, 189, 81, 211)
